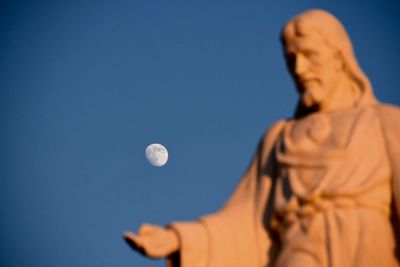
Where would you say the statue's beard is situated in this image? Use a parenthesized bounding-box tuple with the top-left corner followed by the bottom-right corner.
(298, 79, 324, 108)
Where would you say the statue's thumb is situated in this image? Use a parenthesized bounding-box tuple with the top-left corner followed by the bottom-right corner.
(123, 232, 144, 251)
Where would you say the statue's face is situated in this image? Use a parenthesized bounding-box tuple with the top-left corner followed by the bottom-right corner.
(284, 33, 343, 109)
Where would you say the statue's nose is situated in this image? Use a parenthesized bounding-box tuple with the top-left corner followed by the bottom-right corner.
(294, 54, 308, 76)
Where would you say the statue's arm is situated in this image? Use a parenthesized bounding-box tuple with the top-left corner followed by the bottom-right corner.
(377, 104, 400, 222)
(168, 120, 286, 267)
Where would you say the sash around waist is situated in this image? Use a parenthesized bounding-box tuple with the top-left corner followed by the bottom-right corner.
(271, 196, 389, 230)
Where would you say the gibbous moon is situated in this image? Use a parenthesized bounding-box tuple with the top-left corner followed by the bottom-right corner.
(145, 143, 168, 167)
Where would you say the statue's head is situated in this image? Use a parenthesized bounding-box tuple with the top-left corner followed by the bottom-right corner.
(281, 9, 376, 116)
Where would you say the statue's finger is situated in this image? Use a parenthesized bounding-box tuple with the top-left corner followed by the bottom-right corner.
(139, 223, 160, 235)
(123, 232, 144, 249)
(124, 231, 164, 258)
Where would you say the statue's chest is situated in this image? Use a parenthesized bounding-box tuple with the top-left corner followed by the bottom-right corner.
(287, 110, 355, 153)
(275, 107, 379, 198)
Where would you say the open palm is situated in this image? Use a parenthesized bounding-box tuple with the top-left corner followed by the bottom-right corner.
(124, 224, 179, 259)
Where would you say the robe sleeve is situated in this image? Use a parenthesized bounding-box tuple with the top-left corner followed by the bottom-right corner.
(167, 120, 286, 267)
(377, 104, 400, 252)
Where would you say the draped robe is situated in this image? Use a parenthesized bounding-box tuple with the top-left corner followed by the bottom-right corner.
(167, 103, 400, 267)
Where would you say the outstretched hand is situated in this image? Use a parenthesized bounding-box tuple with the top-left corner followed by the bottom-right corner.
(123, 223, 180, 259)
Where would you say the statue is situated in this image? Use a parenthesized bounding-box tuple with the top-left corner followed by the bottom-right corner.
(124, 9, 400, 267)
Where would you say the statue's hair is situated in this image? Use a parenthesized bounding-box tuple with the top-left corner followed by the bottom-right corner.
(281, 9, 377, 117)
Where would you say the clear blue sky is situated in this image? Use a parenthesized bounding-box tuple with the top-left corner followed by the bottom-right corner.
(1, 1, 399, 266)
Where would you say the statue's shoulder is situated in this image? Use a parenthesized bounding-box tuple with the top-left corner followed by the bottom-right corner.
(264, 120, 287, 139)
(374, 103, 400, 130)
(256, 119, 287, 165)
(260, 119, 287, 147)
(375, 102, 400, 113)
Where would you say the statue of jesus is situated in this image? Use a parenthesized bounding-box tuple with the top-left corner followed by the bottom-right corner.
(124, 9, 400, 267)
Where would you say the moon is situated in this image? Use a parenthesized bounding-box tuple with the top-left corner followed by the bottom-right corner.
(145, 143, 168, 167)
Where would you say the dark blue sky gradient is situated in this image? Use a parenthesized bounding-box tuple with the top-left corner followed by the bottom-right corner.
(1, 1, 400, 266)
